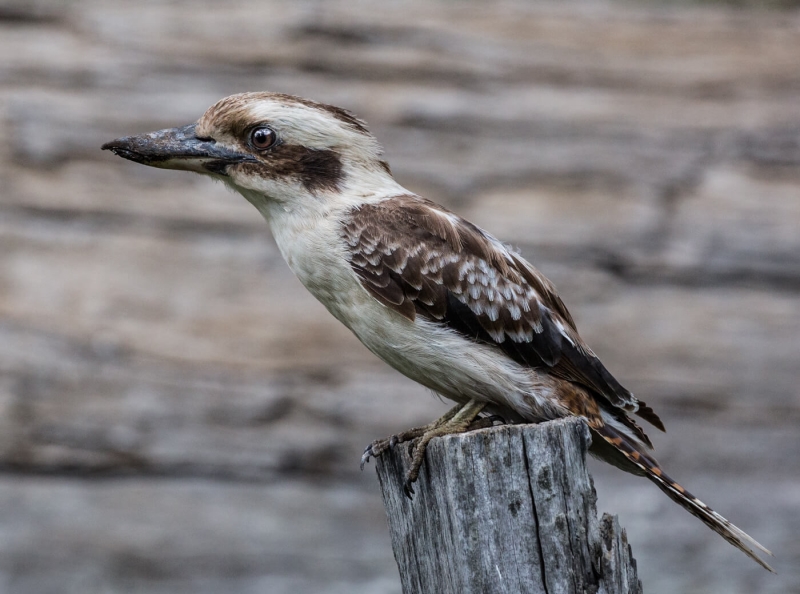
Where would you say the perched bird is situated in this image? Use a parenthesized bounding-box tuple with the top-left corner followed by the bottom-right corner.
(103, 92, 772, 571)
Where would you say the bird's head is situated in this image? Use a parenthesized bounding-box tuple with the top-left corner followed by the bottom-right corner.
(102, 92, 399, 216)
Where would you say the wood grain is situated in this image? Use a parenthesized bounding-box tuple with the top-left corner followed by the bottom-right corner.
(376, 419, 642, 594)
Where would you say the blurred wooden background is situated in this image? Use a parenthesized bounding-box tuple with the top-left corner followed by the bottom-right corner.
(1, 0, 799, 592)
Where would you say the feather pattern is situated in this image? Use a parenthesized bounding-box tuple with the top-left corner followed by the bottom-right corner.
(341, 194, 663, 430)
(592, 421, 774, 572)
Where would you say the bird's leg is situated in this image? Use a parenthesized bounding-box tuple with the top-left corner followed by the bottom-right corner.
(402, 399, 486, 498)
(360, 403, 462, 470)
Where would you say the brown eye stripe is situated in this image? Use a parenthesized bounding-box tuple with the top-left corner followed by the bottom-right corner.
(237, 144, 343, 193)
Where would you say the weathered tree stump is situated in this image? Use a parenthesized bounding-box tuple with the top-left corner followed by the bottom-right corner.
(375, 418, 642, 594)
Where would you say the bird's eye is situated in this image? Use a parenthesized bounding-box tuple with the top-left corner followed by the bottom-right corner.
(249, 126, 277, 151)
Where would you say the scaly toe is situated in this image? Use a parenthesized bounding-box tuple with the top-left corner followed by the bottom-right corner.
(407, 437, 419, 456)
(360, 440, 387, 470)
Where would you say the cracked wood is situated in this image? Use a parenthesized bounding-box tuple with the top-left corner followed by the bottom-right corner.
(375, 419, 642, 594)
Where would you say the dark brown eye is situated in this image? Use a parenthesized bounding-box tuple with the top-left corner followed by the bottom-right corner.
(249, 126, 276, 150)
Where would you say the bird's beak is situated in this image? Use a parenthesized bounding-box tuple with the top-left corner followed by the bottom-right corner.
(101, 123, 255, 175)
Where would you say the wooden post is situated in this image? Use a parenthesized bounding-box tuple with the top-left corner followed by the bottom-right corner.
(375, 418, 642, 594)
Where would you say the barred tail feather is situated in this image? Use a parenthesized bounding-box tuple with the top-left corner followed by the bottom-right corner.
(596, 424, 775, 572)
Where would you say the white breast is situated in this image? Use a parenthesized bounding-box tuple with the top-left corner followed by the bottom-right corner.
(256, 198, 565, 424)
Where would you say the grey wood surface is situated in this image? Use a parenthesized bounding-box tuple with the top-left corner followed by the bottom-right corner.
(376, 419, 642, 594)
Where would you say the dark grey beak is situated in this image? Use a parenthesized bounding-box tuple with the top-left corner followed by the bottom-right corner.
(101, 123, 255, 175)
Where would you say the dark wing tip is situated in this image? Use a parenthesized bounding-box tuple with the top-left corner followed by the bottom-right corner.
(635, 401, 666, 432)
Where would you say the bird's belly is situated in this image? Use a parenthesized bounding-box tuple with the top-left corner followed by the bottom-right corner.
(341, 295, 564, 422)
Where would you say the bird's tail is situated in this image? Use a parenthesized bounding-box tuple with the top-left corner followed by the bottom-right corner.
(595, 423, 775, 572)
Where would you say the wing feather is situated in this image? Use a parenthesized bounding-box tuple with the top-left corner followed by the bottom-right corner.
(341, 195, 662, 430)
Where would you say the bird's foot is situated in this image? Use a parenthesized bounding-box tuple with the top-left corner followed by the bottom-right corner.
(360, 403, 463, 471)
(401, 400, 487, 498)
(361, 401, 499, 497)
(361, 400, 488, 499)
(360, 426, 427, 470)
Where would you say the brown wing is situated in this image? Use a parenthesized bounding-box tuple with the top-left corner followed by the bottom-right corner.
(341, 195, 663, 430)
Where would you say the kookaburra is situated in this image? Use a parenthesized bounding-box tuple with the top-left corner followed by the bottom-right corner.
(103, 92, 772, 571)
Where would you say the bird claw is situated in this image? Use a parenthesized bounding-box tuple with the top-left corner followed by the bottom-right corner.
(360, 436, 396, 470)
(403, 480, 415, 499)
(360, 436, 421, 502)
(361, 427, 428, 471)
(359, 448, 371, 471)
